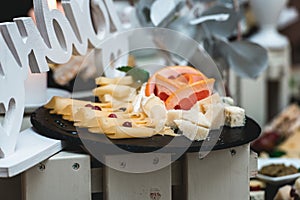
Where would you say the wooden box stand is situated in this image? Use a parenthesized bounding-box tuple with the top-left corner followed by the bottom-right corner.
(0, 130, 257, 200)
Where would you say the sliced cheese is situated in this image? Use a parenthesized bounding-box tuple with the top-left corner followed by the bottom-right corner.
(95, 76, 134, 86)
(99, 93, 136, 103)
(107, 126, 156, 139)
(93, 84, 136, 99)
(141, 94, 167, 132)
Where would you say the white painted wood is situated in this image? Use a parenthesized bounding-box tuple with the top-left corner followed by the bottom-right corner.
(0, 26, 27, 157)
(0, 0, 126, 158)
(185, 144, 251, 200)
(0, 128, 63, 178)
(240, 73, 267, 127)
(264, 45, 291, 119)
(22, 151, 91, 200)
(104, 154, 172, 200)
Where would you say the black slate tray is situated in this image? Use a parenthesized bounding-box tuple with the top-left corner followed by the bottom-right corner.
(31, 106, 261, 153)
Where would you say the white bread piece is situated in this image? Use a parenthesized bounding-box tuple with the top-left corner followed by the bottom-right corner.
(166, 109, 211, 128)
(204, 103, 225, 130)
(190, 92, 222, 113)
(174, 119, 209, 141)
(224, 105, 245, 128)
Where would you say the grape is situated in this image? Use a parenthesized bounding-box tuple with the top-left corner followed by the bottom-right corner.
(122, 121, 132, 127)
(85, 104, 93, 108)
(92, 106, 102, 111)
(108, 113, 117, 118)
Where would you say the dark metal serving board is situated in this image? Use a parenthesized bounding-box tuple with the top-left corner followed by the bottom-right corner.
(31, 106, 261, 153)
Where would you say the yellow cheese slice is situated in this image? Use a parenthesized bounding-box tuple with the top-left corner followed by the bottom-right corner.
(98, 93, 136, 103)
(95, 76, 134, 86)
(106, 126, 156, 139)
(93, 84, 136, 99)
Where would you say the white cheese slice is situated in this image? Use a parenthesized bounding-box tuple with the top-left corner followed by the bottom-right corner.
(141, 94, 167, 132)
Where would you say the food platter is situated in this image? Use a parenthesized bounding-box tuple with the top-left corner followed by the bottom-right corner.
(257, 158, 300, 185)
(30, 105, 261, 153)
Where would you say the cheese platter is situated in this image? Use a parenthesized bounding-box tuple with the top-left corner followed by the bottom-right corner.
(30, 65, 261, 154)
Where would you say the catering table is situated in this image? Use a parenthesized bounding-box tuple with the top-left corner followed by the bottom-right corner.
(5, 105, 258, 200)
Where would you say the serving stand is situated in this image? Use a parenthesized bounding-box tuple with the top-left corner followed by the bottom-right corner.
(10, 104, 259, 200)
(0, 104, 260, 200)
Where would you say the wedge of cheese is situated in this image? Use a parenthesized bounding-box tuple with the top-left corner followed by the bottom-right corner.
(174, 119, 209, 141)
(166, 109, 211, 128)
(204, 103, 225, 130)
(190, 92, 222, 113)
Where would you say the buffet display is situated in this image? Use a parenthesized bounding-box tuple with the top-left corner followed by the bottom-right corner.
(42, 65, 246, 141)
(250, 103, 300, 199)
(251, 103, 300, 157)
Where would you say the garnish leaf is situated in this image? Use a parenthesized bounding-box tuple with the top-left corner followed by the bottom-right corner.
(116, 66, 134, 73)
(126, 67, 150, 83)
(117, 66, 150, 87)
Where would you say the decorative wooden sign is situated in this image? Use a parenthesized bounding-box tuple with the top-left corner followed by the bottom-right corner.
(0, 0, 127, 157)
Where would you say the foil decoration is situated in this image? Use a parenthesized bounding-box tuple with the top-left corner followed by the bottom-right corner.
(134, 0, 268, 79)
